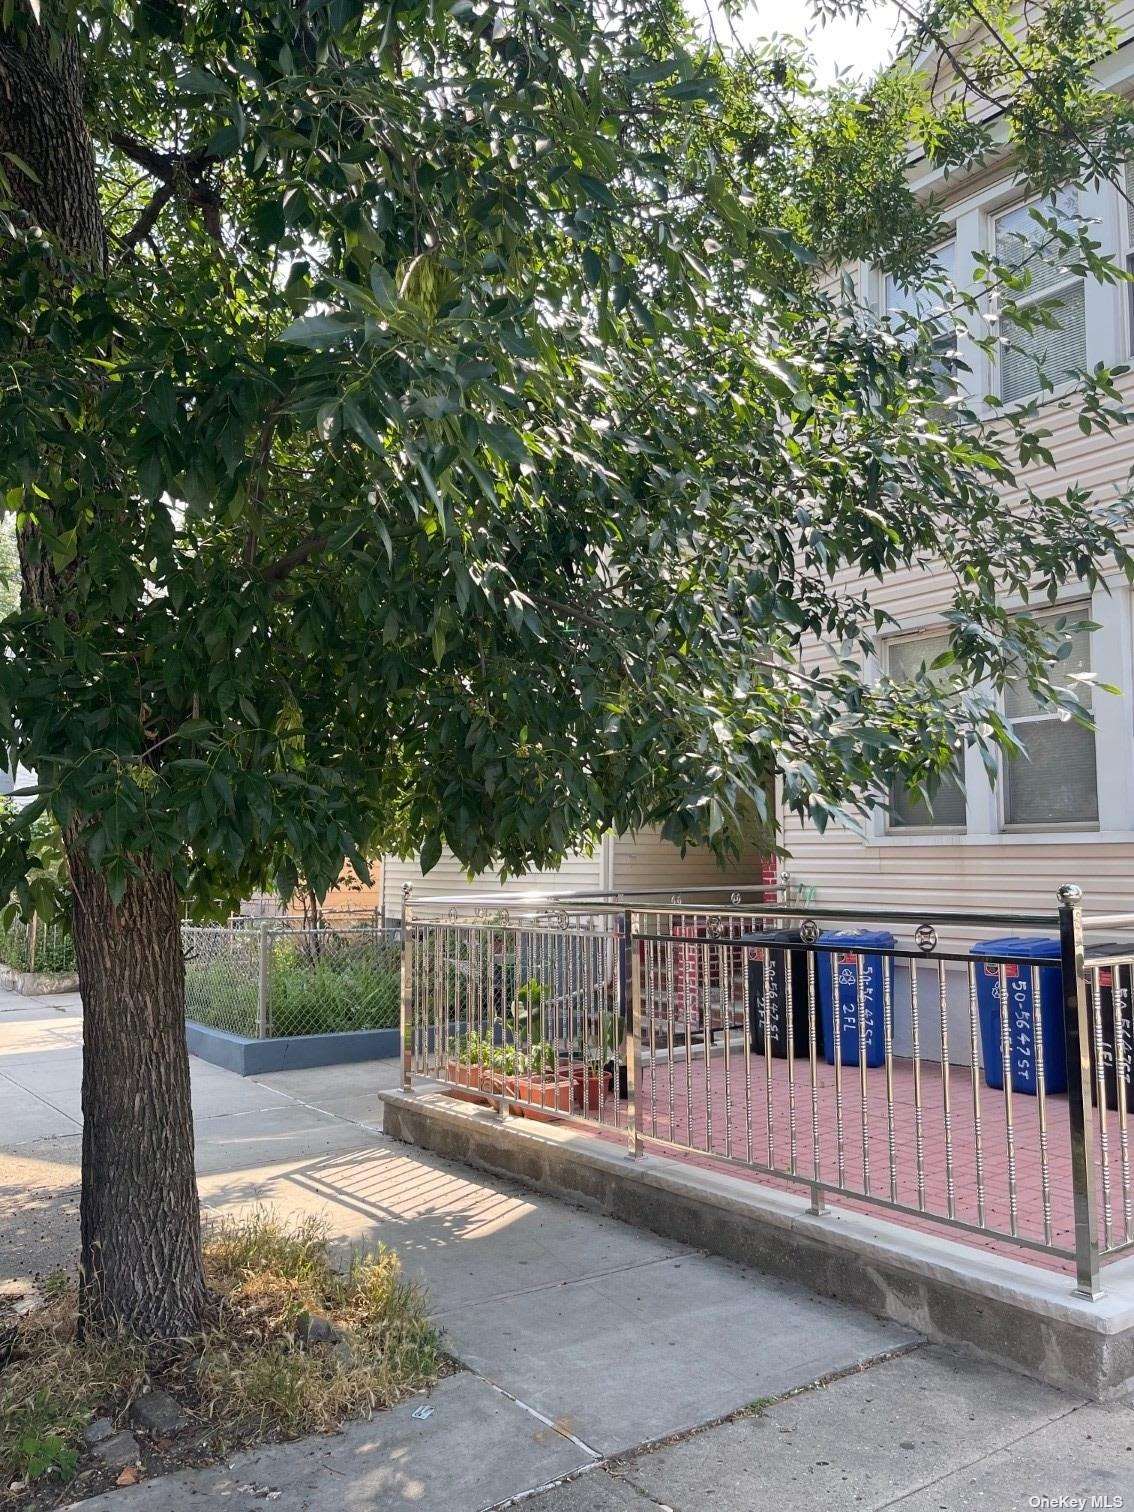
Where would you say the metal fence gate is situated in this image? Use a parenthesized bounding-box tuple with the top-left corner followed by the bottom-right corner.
(400, 883, 1134, 1298)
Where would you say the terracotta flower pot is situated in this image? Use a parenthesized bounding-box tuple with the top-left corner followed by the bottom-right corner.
(508, 1074, 573, 1113)
(446, 1060, 483, 1090)
(567, 1067, 604, 1113)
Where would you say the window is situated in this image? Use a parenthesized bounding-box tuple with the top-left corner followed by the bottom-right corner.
(1124, 161, 1134, 351)
(885, 242, 957, 395)
(994, 189, 1086, 402)
(1004, 615, 1098, 828)
(886, 631, 967, 830)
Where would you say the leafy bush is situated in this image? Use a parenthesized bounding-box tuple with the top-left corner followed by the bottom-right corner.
(0, 808, 77, 976)
(447, 1029, 559, 1078)
(183, 932, 400, 1038)
(0, 919, 77, 975)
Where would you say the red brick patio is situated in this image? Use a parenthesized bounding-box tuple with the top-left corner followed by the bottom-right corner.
(529, 1044, 1134, 1277)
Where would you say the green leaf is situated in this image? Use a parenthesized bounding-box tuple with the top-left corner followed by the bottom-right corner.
(662, 77, 717, 103)
(420, 832, 442, 874)
(279, 314, 360, 348)
(177, 66, 230, 96)
(343, 398, 384, 453)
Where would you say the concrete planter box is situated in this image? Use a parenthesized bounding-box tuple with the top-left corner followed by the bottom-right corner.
(0, 964, 80, 996)
(186, 1021, 399, 1076)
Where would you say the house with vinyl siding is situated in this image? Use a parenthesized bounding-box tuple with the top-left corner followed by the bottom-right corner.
(781, 4, 1134, 944)
(380, 828, 772, 918)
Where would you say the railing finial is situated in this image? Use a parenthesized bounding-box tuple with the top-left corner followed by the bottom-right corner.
(1057, 882, 1083, 906)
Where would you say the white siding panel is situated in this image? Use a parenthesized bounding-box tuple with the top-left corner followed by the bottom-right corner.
(782, 821, 1134, 919)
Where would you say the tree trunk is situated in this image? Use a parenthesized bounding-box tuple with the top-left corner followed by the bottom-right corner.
(70, 854, 206, 1338)
(2, 4, 207, 1338)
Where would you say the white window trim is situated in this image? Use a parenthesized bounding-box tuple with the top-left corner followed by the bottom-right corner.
(868, 582, 1134, 847)
(997, 597, 1099, 833)
(876, 626, 967, 838)
(989, 192, 1088, 404)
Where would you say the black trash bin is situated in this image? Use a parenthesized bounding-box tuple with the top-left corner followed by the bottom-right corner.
(745, 929, 818, 1059)
(1086, 944, 1134, 1113)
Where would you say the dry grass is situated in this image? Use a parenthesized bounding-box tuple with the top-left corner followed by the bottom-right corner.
(1, 1212, 442, 1500)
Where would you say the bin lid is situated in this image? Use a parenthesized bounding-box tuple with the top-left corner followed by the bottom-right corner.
(817, 929, 896, 947)
(738, 928, 806, 946)
(970, 936, 1060, 959)
(1085, 941, 1134, 962)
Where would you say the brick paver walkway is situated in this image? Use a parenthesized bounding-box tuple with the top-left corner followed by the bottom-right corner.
(480, 1042, 1134, 1278)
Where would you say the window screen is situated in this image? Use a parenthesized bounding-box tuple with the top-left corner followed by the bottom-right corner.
(1126, 160, 1134, 352)
(1004, 618, 1098, 827)
(995, 190, 1086, 401)
(887, 631, 967, 829)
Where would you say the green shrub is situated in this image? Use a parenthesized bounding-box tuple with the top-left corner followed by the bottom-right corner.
(183, 934, 401, 1038)
(0, 918, 76, 975)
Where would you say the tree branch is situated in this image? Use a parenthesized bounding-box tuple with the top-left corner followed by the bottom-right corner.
(121, 180, 176, 250)
(261, 533, 329, 584)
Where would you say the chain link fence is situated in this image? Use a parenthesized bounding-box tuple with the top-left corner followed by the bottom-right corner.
(182, 922, 401, 1038)
(0, 916, 77, 976)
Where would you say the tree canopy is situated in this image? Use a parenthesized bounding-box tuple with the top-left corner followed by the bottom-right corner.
(1, 0, 1132, 912)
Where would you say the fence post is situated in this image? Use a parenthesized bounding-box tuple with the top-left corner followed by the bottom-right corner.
(626, 909, 643, 1158)
(400, 884, 413, 1091)
(257, 922, 271, 1040)
(1058, 883, 1102, 1299)
(26, 914, 37, 974)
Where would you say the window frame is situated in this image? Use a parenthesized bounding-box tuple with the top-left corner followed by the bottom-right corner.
(1121, 160, 1134, 356)
(882, 626, 968, 837)
(991, 190, 1087, 404)
(882, 241, 960, 395)
(998, 601, 1101, 834)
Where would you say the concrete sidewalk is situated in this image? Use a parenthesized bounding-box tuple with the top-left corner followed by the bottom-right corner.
(4, 995, 1133, 1510)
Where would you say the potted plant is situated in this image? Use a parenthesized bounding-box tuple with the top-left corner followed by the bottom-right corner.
(508, 1039, 573, 1113)
(444, 1030, 498, 1098)
(555, 1043, 604, 1113)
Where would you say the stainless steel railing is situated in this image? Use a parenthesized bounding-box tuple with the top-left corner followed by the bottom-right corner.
(400, 883, 1134, 1298)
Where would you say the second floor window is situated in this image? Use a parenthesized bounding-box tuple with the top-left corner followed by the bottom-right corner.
(1125, 160, 1134, 352)
(885, 242, 957, 395)
(886, 631, 967, 830)
(994, 189, 1086, 403)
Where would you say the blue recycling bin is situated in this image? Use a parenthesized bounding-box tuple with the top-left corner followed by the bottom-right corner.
(818, 930, 895, 1068)
(969, 937, 1067, 1096)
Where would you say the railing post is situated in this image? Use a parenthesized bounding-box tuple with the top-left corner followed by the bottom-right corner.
(257, 921, 271, 1040)
(1058, 883, 1102, 1299)
(400, 884, 413, 1091)
(626, 908, 643, 1158)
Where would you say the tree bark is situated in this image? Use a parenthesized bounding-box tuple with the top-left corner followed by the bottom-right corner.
(0, 11, 107, 271)
(70, 854, 207, 1338)
(2, 2, 207, 1337)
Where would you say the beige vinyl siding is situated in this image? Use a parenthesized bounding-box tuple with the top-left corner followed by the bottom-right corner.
(382, 847, 603, 918)
(609, 828, 769, 896)
(924, 4, 1134, 119)
(782, 359, 1134, 917)
(384, 827, 771, 916)
(780, 832, 1134, 917)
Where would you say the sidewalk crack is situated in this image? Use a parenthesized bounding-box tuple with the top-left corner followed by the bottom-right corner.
(874, 1396, 1091, 1510)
